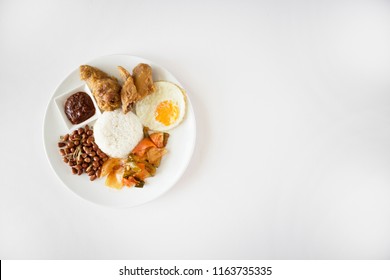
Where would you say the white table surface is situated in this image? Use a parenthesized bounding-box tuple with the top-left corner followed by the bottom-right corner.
(1, 0, 390, 259)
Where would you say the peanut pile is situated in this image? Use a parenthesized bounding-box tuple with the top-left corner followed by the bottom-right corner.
(58, 125, 108, 181)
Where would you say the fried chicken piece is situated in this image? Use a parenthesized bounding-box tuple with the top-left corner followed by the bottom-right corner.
(132, 63, 155, 99)
(117, 66, 139, 114)
(80, 65, 121, 111)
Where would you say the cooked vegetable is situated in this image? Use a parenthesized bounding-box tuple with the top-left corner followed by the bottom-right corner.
(122, 176, 137, 187)
(149, 132, 169, 148)
(105, 167, 123, 189)
(146, 147, 167, 167)
(100, 131, 170, 189)
(132, 138, 156, 157)
(100, 158, 122, 178)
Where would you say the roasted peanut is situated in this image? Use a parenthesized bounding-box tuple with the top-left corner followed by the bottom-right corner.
(59, 125, 108, 179)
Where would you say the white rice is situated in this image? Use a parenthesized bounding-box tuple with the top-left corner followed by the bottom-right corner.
(94, 110, 143, 158)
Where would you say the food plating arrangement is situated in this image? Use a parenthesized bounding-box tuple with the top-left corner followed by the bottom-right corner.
(55, 62, 187, 189)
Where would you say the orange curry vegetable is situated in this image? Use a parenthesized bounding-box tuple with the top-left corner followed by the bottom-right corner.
(100, 130, 169, 188)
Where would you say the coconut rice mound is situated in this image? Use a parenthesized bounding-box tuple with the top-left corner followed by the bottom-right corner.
(94, 109, 143, 158)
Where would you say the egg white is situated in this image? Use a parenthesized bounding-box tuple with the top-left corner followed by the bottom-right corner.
(135, 81, 186, 131)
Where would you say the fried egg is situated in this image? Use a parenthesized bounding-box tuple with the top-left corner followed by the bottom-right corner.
(135, 81, 186, 131)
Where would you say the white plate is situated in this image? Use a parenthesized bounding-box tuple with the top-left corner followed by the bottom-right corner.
(43, 55, 196, 207)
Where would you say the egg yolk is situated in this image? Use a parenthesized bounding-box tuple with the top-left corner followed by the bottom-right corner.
(155, 100, 179, 126)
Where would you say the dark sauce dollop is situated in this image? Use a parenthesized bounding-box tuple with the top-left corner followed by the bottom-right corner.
(64, 92, 96, 124)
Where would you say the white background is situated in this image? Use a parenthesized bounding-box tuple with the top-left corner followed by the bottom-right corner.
(1, 0, 390, 259)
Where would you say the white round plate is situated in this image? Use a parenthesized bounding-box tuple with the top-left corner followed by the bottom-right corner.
(43, 55, 196, 207)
